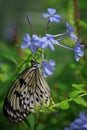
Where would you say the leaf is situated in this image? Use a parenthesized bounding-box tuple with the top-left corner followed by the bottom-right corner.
(69, 90, 85, 98)
(59, 99, 70, 110)
(72, 97, 87, 107)
(72, 84, 85, 90)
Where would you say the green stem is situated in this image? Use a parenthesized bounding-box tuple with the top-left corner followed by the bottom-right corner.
(46, 20, 50, 31)
(79, 92, 87, 98)
(50, 92, 87, 110)
(33, 114, 38, 130)
(23, 118, 31, 130)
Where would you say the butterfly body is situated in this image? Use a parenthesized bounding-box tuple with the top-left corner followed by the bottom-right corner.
(3, 60, 51, 122)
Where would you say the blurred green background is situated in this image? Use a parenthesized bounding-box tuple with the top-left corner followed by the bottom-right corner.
(0, 0, 87, 130)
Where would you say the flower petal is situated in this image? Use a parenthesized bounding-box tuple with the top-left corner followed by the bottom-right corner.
(30, 44, 37, 54)
(43, 8, 61, 23)
(41, 59, 56, 77)
(70, 33, 77, 41)
(50, 15, 61, 22)
(21, 41, 30, 49)
(48, 60, 56, 66)
(23, 34, 31, 41)
(32, 34, 40, 47)
(41, 41, 48, 49)
(48, 8, 56, 14)
(21, 34, 31, 49)
(46, 34, 54, 38)
(42, 13, 49, 18)
(48, 43, 54, 50)
(50, 39, 59, 45)
(66, 22, 74, 32)
(64, 112, 87, 130)
(74, 41, 84, 61)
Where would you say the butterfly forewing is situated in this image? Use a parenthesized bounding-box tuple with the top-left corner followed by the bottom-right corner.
(3, 60, 51, 122)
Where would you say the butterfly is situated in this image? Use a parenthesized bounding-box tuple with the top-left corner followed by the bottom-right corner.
(3, 59, 51, 123)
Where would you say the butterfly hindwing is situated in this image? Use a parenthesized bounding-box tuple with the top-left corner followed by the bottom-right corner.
(3, 68, 31, 122)
(3, 60, 51, 122)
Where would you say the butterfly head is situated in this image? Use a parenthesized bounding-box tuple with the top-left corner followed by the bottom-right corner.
(31, 59, 40, 68)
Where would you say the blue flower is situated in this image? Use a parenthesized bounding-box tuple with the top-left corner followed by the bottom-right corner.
(74, 41, 84, 61)
(42, 8, 61, 23)
(21, 34, 40, 53)
(66, 22, 77, 41)
(41, 59, 56, 77)
(40, 34, 58, 50)
(64, 111, 87, 130)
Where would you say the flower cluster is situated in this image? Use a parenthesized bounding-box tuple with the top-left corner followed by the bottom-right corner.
(21, 8, 84, 77)
(64, 111, 87, 130)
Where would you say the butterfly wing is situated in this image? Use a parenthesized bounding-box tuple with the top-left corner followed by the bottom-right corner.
(3, 68, 32, 122)
(3, 64, 51, 123)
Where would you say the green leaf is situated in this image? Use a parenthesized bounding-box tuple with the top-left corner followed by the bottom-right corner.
(59, 99, 70, 110)
(72, 84, 85, 90)
(69, 90, 85, 98)
(72, 97, 87, 107)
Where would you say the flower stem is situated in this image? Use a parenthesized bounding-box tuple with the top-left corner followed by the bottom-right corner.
(46, 20, 50, 31)
(54, 32, 68, 37)
(50, 92, 87, 110)
(57, 43, 73, 50)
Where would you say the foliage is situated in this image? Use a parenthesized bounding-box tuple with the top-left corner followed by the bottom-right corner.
(0, 0, 87, 130)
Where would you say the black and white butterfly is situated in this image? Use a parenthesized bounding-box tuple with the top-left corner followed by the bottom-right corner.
(3, 60, 51, 123)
